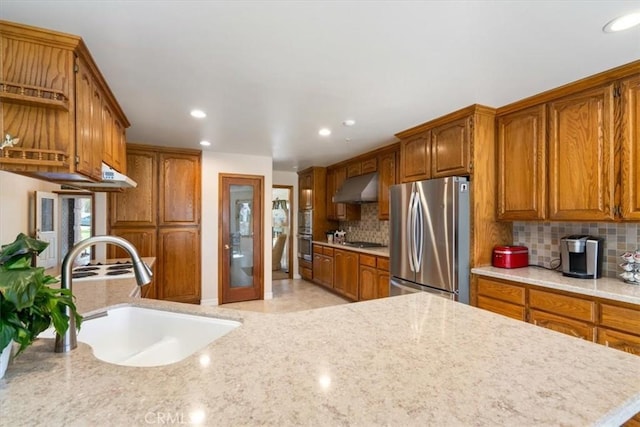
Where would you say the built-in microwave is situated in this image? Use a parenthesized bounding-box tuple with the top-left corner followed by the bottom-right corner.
(298, 233, 312, 261)
(298, 209, 312, 235)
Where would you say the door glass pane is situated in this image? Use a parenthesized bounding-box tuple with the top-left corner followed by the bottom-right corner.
(230, 184, 253, 288)
(41, 198, 54, 232)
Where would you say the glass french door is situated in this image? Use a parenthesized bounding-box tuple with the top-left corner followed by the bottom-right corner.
(219, 174, 263, 304)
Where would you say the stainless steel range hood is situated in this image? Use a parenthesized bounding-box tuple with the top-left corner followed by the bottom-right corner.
(333, 172, 378, 204)
(60, 163, 137, 189)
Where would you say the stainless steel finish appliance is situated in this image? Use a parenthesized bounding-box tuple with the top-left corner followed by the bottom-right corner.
(389, 177, 470, 303)
(298, 209, 312, 235)
(297, 233, 312, 261)
(560, 235, 604, 279)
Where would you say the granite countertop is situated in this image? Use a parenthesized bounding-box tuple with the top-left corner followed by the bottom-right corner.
(2, 283, 640, 425)
(472, 266, 640, 305)
(313, 240, 390, 257)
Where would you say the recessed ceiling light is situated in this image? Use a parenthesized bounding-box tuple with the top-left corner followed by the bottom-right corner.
(292, 166, 298, 170)
(318, 128, 331, 137)
(199, 140, 211, 146)
(603, 12, 640, 32)
(190, 109, 206, 118)
(343, 119, 356, 126)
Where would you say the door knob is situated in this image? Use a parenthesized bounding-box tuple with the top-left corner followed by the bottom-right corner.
(224, 244, 230, 250)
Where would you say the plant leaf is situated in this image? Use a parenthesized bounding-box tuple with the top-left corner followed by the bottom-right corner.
(0, 269, 41, 309)
(0, 233, 48, 263)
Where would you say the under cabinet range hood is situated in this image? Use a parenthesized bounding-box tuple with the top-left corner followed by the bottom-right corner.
(60, 163, 137, 189)
(333, 172, 378, 204)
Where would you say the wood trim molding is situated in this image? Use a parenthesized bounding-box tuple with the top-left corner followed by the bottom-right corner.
(127, 142, 202, 156)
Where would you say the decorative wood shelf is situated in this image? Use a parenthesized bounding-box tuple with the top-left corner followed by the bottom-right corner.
(0, 81, 69, 111)
(0, 147, 68, 167)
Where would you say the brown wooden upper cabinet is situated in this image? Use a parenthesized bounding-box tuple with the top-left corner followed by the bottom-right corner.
(497, 61, 640, 221)
(298, 169, 314, 210)
(159, 153, 201, 226)
(326, 166, 360, 221)
(397, 108, 478, 183)
(621, 74, 640, 220)
(377, 150, 396, 220)
(431, 117, 471, 178)
(497, 105, 547, 220)
(0, 20, 129, 182)
(399, 131, 431, 182)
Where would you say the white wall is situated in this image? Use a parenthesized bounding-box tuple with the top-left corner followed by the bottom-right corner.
(0, 171, 60, 245)
(201, 152, 273, 305)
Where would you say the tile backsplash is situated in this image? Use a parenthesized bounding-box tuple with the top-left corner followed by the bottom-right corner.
(513, 221, 640, 278)
(339, 204, 389, 245)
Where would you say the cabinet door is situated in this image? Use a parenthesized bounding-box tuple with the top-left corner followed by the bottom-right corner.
(621, 75, 640, 220)
(431, 117, 471, 178)
(359, 265, 377, 301)
(530, 309, 596, 341)
(597, 328, 640, 356)
(102, 102, 115, 169)
(299, 259, 312, 281)
(361, 158, 377, 174)
(548, 85, 616, 220)
(347, 162, 362, 178)
(376, 270, 389, 299)
(110, 150, 157, 227)
(334, 249, 359, 300)
(75, 58, 101, 180)
(321, 255, 334, 288)
(158, 153, 201, 226)
(299, 171, 313, 210)
(497, 105, 547, 220)
(400, 131, 430, 182)
(113, 118, 127, 173)
(326, 169, 337, 220)
(108, 228, 157, 299)
(158, 228, 201, 304)
(378, 151, 396, 220)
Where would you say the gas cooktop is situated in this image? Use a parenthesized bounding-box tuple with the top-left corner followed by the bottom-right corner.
(342, 241, 387, 248)
(70, 261, 135, 281)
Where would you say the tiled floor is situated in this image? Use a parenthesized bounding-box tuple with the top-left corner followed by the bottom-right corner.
(221, 279, 350, 313)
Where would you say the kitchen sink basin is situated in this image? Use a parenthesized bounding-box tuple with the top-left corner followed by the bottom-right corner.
(39, 306, 240, 367)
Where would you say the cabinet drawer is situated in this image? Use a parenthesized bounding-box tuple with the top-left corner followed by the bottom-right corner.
(530, 309, 596, 341)
(529, 289, 595, 322)
(477, 295, 525, 321)
(313, 245, 324, 255)
(600, 303, 640, 335)
(476, 277, 525, 305)
(377, 257, 389, 271)
(323, 246, 334, 256)
(597, 328, 640, 356)
(360, 254, 376, 267)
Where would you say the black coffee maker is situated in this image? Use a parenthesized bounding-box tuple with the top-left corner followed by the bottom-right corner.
(560, 235, 605, 279)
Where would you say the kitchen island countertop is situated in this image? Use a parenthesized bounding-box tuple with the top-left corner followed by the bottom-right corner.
(1, 282, 639, 426)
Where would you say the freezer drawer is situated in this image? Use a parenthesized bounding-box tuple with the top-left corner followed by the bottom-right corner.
(390, 277, 455, 300)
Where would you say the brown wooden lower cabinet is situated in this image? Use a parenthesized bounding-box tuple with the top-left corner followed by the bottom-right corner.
(529, 309, 596, 341)
(299, 259, 312, 281)
(473, 274, 640, 358)
(359, 264, 378, 300)
(157, 228, 200, 304)
(598, 328, 640, 356)
(312, 244, 333, 288)
(334, 249, 359, 300)
(477, 294, 526, 321)
(359, 254, 390, 300)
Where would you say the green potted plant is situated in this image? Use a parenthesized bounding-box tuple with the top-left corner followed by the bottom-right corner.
(0, 233, 82, 378)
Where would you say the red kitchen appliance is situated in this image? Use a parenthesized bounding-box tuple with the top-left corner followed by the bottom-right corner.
(492, 246, 529, 269)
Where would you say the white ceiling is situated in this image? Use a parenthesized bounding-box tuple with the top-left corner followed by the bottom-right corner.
(1, 1, 639, 171)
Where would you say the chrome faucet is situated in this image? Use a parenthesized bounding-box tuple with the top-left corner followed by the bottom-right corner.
(55, 235, 153, 353)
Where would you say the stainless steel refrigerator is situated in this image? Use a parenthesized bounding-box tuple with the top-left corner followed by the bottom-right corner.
(389, 177, 470, 303)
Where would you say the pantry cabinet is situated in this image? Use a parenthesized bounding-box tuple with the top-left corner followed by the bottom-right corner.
(496, 105, 547, 220)
(109, 144, 201, 304)
(497, 61, 640, 222)
(377, 150, 396, 220)
(0, 20, 129, 182)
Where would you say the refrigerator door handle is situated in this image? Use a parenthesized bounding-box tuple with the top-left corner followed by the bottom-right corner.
(414, 192, 424, 271)
(407, 189, 416, 272)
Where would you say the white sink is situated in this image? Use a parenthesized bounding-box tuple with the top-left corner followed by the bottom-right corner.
(40, 306, 241, 367)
